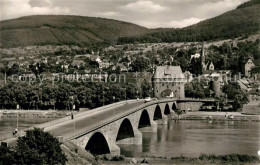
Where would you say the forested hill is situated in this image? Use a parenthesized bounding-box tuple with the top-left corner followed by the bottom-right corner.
(0, 0, 259, 48)
(0, 15, 150, 48)
(118, 0, 260, 44)
(237, 0, 260, 9)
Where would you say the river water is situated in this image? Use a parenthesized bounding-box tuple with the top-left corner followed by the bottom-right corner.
(0, 118, 259, 157)
(0, 118, 53, 136)
(119, 120, 260, 158)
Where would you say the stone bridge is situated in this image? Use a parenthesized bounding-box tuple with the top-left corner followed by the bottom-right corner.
(71, 101, 176, 155)
(1, 98, 217, 156)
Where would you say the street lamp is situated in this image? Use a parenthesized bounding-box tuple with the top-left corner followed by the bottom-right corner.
(69, 93, 76, 132)
(124, 88, 127, 104)
(103, 90, 105, 106)
(113, 96, 115, 103)
(15, 104, 19, 137)
(69, 93, 75, 118)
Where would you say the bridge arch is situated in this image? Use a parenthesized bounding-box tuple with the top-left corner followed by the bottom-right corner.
(85, 132, 110, 155)
(172, 103, 177, 111)
(138, 109, 151, 128)
(160, 89, 175, 98)
(164, 104, 170, 115)
(153, 105, 162, 120)
(116, 118, 134, 141)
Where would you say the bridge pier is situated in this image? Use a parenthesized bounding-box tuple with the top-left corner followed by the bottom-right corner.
(116, 128, 142, 145)
(162, 114, 168, 124)
(139, 120, 157, 132)
(133, 128, 142, 145)
(109, 143, 121, 156)
(155, 114, 168, 125)
(169, 111, 176, 119)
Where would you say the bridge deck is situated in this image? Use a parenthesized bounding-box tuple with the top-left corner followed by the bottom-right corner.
(1, 98, 221, 145)
(45, 101, 145, 137)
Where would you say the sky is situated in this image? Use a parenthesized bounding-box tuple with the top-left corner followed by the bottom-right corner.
(0, 0, 249, 28)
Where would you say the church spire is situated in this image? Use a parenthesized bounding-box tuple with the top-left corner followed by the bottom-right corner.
(201, 42, 206, 73)
(201, 42, 205, 64)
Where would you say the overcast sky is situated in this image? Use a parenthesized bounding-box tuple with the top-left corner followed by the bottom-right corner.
(0, 0, 249, 28)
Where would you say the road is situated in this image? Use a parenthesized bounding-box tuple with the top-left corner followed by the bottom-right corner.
(45, 100, 145, 137)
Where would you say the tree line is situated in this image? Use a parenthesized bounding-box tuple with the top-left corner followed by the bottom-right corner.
(0, 81, 152, 110)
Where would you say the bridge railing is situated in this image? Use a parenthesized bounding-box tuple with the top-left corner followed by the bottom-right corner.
(0, 99, 140, 141)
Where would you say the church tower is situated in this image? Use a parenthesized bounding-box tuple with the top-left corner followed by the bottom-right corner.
(200, 43, 206, 73)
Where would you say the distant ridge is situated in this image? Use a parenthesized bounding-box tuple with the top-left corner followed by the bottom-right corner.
(118, 0, 260, 44)
(0, 15, 150, 48)
(237, 0, 260, 9)
(0, 0, 259, 48)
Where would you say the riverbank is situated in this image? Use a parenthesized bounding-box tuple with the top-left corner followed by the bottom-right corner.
(177, 111, 260, 122)
(100, 154, 260, 165)
(0, 110, 74, 118)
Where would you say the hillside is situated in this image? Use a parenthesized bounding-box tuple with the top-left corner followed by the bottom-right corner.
(118, 0, 260, 44)
(0, 0, 259, 48)
(0, 15, 150, 48)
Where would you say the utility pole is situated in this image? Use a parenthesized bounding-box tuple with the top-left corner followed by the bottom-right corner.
(73, 104, 75, 131)
(123, 88, 127, 104)
(101, 84, 104, 106)
(16, 105, 19, 135)
(125, 88, 127, 103)
(17, 111, 18, 131)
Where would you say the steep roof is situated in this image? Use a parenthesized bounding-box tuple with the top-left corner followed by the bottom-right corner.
(154, 66, 185, 79)
(71, 60, 85, 66)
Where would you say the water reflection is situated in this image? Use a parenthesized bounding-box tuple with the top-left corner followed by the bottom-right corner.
(119, 120, 260, 157)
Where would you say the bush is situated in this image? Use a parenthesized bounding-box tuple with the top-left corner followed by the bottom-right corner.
(110, 155, 125, 161)
(198, 154, 259, 162)
(0, 128, 67, 165)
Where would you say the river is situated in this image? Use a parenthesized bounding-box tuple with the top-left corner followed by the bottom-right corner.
(0, 118, 259, 158)
(118, 120, 260, 158)
(0, 118, 53, 136)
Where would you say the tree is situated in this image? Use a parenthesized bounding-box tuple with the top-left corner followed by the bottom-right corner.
(233, 91, 248, 110)
(184, 82, 194, 98)
(29, 62, 45, 77)
(0, 128, 67, 165)
(251, 66, 260, 75)
(125, 83, 138, 99)
(217, 95, 227, 110)
(184, 81, 206, 98)
(0, 145, 16, 165)
(141, 80, 152, 98)
(222, 82, 249, 109)
(130, 57, 150, 72)
(42, 84, 58, 110)
(16, 128, 67, 164)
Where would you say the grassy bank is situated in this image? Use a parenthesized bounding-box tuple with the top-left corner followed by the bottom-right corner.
(177, 111, 260, 122)
(0, 110, 70, 118)
(102, 154, 260, 164)
(61, 141, 101, 165)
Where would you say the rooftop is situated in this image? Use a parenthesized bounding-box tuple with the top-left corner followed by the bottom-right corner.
(154, 66, 185, 79)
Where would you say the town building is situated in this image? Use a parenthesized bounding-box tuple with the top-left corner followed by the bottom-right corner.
(71, 60, 85, 68)
(153, 66, 185, 99)
(190, 43, 215, 74)
(200, 44, 214, 72)
(112, 63, 128, 72)
(244, 59, 255, 77)
(204, 61, 215, 71)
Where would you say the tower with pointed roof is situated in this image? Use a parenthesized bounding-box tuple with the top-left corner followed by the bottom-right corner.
(153, 66, 185, 99)
(200, 43, 207, 73)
